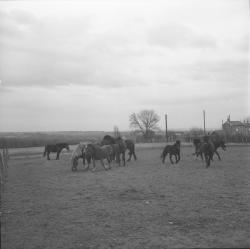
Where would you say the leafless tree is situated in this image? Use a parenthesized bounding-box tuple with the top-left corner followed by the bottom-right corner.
(129, 110, 160, 141)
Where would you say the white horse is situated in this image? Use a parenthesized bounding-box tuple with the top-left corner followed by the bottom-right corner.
(71, 142, 91, 171)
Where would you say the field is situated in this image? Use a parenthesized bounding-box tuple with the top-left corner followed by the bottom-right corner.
(1, 145, 250, 249)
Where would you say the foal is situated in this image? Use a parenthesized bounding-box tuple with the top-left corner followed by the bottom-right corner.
(161, 140, 181, 164)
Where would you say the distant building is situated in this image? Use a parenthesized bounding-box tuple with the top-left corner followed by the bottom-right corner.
(222, 115, 250, 137)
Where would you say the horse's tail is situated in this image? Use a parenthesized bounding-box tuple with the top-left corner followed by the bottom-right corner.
(161, 148, 167, 158)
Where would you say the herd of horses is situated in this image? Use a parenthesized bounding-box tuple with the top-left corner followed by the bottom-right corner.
(43, 134, 226, 170)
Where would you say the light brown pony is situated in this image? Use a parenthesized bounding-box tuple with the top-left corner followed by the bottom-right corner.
(84, 144, 112, 171)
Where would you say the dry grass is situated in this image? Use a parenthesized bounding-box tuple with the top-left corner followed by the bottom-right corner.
(1, 146, 250, 249)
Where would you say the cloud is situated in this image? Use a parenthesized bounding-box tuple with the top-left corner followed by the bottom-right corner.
(148, 23, 217, 49)
(187, 58, 249, 86)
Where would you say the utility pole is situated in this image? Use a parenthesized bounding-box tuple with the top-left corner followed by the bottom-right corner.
(165, 114, 168, 142)
(203, 110, 206, 135)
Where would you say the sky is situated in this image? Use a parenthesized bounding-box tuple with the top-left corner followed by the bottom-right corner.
(0, 0, 249, 132)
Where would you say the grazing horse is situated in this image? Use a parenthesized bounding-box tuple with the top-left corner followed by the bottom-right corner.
(193, 137, 226, 161)
(43, 143, 69, 160)
(84, 143, 112, 171)
(161, 140, 181, 164)
(101, 135, 127, 166)
(70, 143, 91, 171)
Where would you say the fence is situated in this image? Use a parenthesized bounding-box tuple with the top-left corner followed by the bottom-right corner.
(0, 147, 9, 185)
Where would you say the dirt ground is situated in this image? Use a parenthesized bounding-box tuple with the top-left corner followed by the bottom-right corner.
(1, 145, 250, 249)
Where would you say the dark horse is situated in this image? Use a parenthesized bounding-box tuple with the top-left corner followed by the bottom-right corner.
(124, 139, 137, 161)
(101, 135, 127, 166)
(161, 140, 181, 164)
(193, 137, 226, 161)
(195, 136, 214, 167)
(43, 143, 69, 160)
(102, 135, 137, 162)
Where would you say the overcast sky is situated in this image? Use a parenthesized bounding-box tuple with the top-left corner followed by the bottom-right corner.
(0, 0, 249, 132)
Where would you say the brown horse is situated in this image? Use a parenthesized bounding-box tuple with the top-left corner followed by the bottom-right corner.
(43, 143, 69, 160)
(101, 135, 137, 165)
(84, 143, 112, 171)
(101, 135, 127, 166)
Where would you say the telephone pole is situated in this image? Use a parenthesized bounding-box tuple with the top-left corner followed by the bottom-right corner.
(203, 110, 206, 135)
(165, 114, 168, 142)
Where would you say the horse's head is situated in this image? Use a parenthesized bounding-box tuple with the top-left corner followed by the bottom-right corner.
(175, 140, 181, 148)
(203, 135, 209, 143)
(85, 144, 95, 157)
(65, 144, 70, 151)
(220, 141, 226, 150)
(193, 138, 201, 146)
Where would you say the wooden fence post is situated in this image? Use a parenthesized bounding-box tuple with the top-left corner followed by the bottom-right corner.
(0, 147, 9, 185)
(0, 152, 3, 185)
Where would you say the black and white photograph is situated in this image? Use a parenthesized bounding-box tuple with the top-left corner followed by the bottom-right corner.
(0, 0, 249, 248)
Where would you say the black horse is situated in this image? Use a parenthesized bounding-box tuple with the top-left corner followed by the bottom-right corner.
(197, 141, 214, 167)
(193, 137, 226, 161)
(43, 143, 69, 160)
(161, 140, 181, 164)
(101, 135, 126, 166)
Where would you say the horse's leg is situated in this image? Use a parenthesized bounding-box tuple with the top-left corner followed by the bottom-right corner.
(72, 158, 78, 171)
(91, 159, 96, 172)
(214, 151, 221, 160)
(82, 155, 89, 170)
(82, 154, 86, 166)
(100, 159, 108, 170)
(170, 154, 174, 164)
(86, 156, 91, 170)
(177, 152, 181, 163)
(120, 152, 125, 166)
(133, 150, 137, 161)
(116, 152, 121, 166)
(107, 156, 111, 169)
(56, 151, 60, 160)
(108, 156, 112, 169)
(162, 152, 166, 163)
(127, 151, 132, 162)
(200, 152, 203, 161)
(174, 154, 178, 164)
(205, 154, 210, 168)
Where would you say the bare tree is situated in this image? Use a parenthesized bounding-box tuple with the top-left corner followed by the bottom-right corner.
(129, 110, 160, 141)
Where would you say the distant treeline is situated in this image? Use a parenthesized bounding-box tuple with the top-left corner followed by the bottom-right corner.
(1, 129, 248, 149)
(0, 131, 113, 148)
